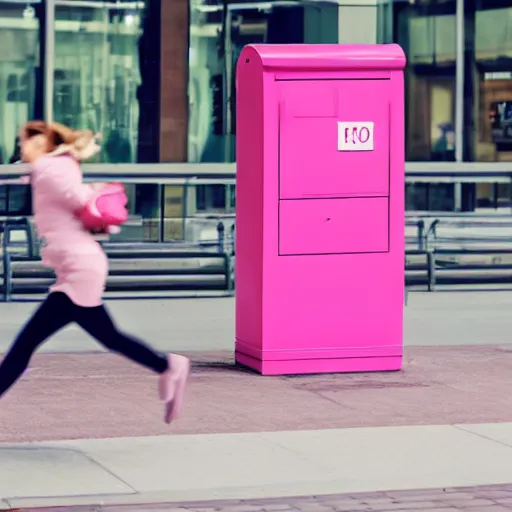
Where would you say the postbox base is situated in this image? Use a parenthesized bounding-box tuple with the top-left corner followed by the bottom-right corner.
(235, 351, 402, 376)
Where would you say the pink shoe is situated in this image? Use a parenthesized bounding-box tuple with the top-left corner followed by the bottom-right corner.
(159, 354, 190, 424)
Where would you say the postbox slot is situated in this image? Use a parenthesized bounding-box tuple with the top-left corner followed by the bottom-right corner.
(278, 79, 390, 200)
(278, 196, 389, 256)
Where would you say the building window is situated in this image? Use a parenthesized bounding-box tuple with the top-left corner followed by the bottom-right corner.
(0, 1, 40, 164)
(52, 1, 144, 163)
(476, 182, 512, 210)
(0, 0, 164, 166)
(196, 184, 233, 212)
(394, 0, 457, 162)
(406, 183, 456, 211)
(187, 0, 338, 163)
(469, 0, 512, 162)
(0, 185, 32, 216)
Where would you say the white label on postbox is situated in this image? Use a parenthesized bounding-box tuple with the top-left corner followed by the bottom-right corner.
(337, 122, 374, 151)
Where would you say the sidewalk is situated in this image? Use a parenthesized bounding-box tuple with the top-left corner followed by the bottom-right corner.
(2, 292, 512, 510)
(3, 423, 512, 509)
(2, 345, 512, 509)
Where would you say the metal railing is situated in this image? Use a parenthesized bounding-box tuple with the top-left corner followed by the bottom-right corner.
(1, 163, 512, 293)
(0, 160, 512, 181)
(1, 163, 511, 243)
(0, 165, 238, 244)
(0, 162, 238, 183)
(405, 213, 512, 290)
(0, 220, 236, 301)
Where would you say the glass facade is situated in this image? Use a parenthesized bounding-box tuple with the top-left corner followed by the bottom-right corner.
(187, 0, 338, 164)
(0, 0, 509, 170)
(187, 0, 338, 216)
(394, 0, 512, 211)
(395, 0, 457, 162)
(1, 0, 512, 222)
(0, 1, 41, 217)
(0, 0, 40, 165)
(0, 0, 168, 164)
(0, 0, 164, 235)
(0, 0, 153, 165)
(472, 0, 512, 163)
(53, 1, 143, 163)
(394, 0, 512, 165)
(186, 0, 512, 213)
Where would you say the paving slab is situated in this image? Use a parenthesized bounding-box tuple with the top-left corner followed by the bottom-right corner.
(456, 423, 512, 448)
(63, 426, 512, 495)
(0, 446, 133, 500)
(2, 345, 512, 443)
(3, 426, 512, 508)
(254, 426, 512, 491)
(54, 433, 332, 494)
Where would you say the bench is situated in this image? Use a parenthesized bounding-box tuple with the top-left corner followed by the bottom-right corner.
(0, 217, 36, 258)
(427, 248, 512, 291)
(405, 247, 512, 291)
(1, 247, 234, 301)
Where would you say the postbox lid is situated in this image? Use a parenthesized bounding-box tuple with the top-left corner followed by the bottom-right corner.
(242, 44, 406, 71)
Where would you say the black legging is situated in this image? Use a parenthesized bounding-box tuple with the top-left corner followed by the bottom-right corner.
(0, 292, 169, 397)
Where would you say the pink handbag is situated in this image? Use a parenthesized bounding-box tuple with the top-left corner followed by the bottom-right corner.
(79, 182, 128, 231)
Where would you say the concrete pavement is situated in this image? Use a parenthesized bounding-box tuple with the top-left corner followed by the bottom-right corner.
(2, 346, 512, 443)
(3, 423, 512, 509)
(2, 290, 512, 510)
(1, 290, 512, 355)
(2, 344, 512, 509)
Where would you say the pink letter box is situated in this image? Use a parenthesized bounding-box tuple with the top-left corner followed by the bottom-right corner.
(235, 44, 406, 375)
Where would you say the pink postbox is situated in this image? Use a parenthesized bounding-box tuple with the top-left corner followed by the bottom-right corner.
(235, 44, 406, 375)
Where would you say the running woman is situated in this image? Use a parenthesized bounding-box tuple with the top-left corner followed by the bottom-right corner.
(0, 120, 190, 424)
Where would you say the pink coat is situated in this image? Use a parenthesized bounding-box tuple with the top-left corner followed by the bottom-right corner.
(31, 154, 108, 307)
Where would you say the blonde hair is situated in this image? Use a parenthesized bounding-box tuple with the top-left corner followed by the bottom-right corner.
(21, 120, 101, 161)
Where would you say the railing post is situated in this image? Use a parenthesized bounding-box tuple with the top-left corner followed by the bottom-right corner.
(425, 219, 439, 252)
(24, 218, 34, 258)
(225, 253, 235, 295)
(427, 250, 436, 292)
(3, 251, 11, 302)
(1, 221, 7, 256)
(158, 184, 165, 243)
(230, 223, 235, 255)
(417, 219, 425, 251)
(182, 179, 189, 242)
(1, 221, 6, 301)
(217, 222, 225, 254)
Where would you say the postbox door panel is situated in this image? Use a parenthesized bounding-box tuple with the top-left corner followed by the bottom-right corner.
(278, 79, 390, 199)
(279, 197, 389, 255)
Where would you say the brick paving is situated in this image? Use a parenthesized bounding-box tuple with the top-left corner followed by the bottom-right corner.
(5, 485, 512, 511)
(2, 345, 512, 443)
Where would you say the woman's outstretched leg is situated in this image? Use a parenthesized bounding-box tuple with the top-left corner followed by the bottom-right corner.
(0, 292, 73, 397)
(74, 303, 190, 424)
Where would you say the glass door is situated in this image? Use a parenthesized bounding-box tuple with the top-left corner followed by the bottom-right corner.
(223, 1, 304, 161)
(47, 0, 144, 163)
(0, 0, 40, 164)
(188, 0, 337, 163)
